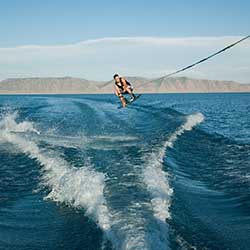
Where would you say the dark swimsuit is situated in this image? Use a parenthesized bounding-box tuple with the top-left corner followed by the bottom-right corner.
(115, 78, 133, 94)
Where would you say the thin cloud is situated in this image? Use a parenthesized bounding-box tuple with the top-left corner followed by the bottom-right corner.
(0, 36, 248, 50)
(0, 36, 249, 82)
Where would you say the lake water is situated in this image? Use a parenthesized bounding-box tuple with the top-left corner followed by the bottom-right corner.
(0, 93, 249, 250)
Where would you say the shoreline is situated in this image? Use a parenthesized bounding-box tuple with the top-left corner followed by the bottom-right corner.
(0, 91, 250, 95)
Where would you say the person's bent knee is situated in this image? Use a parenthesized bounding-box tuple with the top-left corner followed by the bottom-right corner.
(126, 86, 133, 92)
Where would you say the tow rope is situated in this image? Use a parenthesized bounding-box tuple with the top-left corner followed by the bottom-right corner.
(155, 34, 250, 80)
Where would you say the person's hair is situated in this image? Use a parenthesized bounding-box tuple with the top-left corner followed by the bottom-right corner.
(113, 74, 119, 79)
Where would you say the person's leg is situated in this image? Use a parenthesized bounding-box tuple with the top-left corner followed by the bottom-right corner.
(119, 95, 127, 107)
(115, 89, 127, 107)
(126, 86, 136, 101)
(125, 86, 135, 99)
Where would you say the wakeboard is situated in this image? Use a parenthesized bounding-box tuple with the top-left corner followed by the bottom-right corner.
(118, 94, 142, 109)
(127, 94, 142, 105)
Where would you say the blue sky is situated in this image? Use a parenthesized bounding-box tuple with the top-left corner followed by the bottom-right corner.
(0, 0, 250, 82)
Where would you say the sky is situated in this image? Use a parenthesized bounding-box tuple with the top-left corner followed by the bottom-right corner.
(0, 0, 250, 82)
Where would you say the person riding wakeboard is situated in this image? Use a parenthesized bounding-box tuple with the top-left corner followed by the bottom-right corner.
(113, 74, 136, 107)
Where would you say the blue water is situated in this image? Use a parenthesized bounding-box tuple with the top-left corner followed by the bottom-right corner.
(0, 93, 249, 250)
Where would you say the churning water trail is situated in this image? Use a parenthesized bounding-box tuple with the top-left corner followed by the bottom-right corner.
(0, 108, 204, 250)
(1, 110, 175, 250)
(143, 112, 204, 222)
(0, 112, 112, 235)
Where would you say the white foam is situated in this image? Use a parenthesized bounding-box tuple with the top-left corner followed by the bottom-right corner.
(0, 112, 111, 232)
(143, 112, 204, 221)
(0, 111, 40, 134)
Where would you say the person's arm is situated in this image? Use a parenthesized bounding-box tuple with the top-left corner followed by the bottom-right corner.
(114, 84, 121, 96)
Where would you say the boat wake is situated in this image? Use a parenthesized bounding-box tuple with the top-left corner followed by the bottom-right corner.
(0, 110, 204, 250)
(0, 112, 112, 234)
(143, 112, 204, 221)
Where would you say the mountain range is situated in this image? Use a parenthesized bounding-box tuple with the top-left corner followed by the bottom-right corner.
(0, 76, 250, 94)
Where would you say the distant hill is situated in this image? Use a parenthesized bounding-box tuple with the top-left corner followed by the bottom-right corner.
(0, 77, 104, 94)
(134, 77, 250, 93)
(0, 76, 250, 94)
